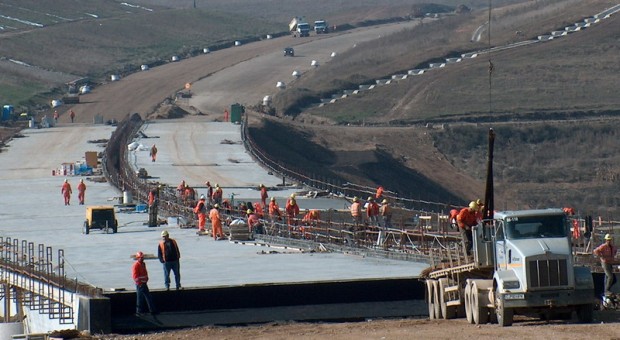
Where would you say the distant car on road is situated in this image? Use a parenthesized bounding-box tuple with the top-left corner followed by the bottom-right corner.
(284, 47, 294, 57)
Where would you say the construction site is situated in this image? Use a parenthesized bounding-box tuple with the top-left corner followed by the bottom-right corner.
(0, 1, 620, 339)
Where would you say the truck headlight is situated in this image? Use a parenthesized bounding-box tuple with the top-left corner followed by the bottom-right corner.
(503, 281, 520, 289)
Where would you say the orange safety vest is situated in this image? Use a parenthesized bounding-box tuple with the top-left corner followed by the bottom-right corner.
(158, 239, 180, 262)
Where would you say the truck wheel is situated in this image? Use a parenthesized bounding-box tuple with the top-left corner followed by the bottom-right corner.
(495, 297, 513, 326)
(576, 304, 593, 323)
(439, 278, 456, 319)
(83, 221, 89, 235)
(472, 282, 489, 324)
(465, 282, 473, 324)
(433, 280, 442, 319)
(426, 280, 436, 319)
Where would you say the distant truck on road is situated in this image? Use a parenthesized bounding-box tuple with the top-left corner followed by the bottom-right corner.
(313, 20, 328, 34)
(289, 17, 310, 37)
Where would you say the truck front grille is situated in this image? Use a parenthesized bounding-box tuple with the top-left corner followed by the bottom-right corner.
(528, 258, 569, 288)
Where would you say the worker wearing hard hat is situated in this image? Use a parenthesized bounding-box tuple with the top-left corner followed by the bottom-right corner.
(457, 201, 479, 257)
(77, 179, 86, 205)
(132, 251, 157, 316)
(380, 199, 392, 229)
(285, 196, 300, 227)
(365, 197, 380, 226)
(61, 179, 72, 206)
(247, 209, 263, 234)
(350, 197, 362, 225)
(209, 204, 224, 240)
(594, 233, 618, 295)
(268, 197, 282, 222)
(212, 184, 223, 205)
(158, 230, 181, 291)
(194, 195, 208, 233)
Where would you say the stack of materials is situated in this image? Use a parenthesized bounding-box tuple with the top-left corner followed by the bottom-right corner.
(228, 219, 252, 241)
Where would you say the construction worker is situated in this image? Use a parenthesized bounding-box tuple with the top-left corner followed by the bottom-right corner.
(132, 251, 157, 316)
(449, 208, 459, 230)
(148, 186, 160, 227)
(212, 184, 223, 205)
(194, 195, 208, 233)
(475, 198, 485, 223)
(53, 110, 59, 124)
(301, 209, 321, 238)
(253, 201, 264, 218)
(209, 204, 224, 240)
(61, 179, 72, 205)
(457, 201, 479, 257)
(247, 209, 263, 234)
(365, 196, 380, 226)
(594, 234, 618, 295)
(149, 144, 157, 162)
(176, 180, 186, 198)
(158, 230, 181, 291)
(69, 109, 75, 123)
(205, 181, 213, 204)
(183, 184, 195, 204)
(268, 197, 282, 222)
(285, 195, 299, 227)
(380, 199, 392, 229)
(375, 186, 384, 200)
(259, 184, 268, 208)
(350, 197, 362, 225)
(77, 179, 86, 205)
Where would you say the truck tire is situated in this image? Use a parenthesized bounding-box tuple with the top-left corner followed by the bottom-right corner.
(576, 304, 593, 323)
(433, 280, 442, 319)
(439, 278, 456, 319)
(495, 296, 513, 326)
(465, 282, 473, 324)
(472, 281, 489, 324)
(426, 280, 436, 319)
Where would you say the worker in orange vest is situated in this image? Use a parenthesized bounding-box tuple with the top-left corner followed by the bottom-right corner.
(209, 204, 224, 240)
(194, 195, 208, 233)
(212, 184, 223, 205)
(365, 197, 380, 226)
(157, 230, 181, 290)
(61, 179, 72, 205)
(77, 179, 86, 205)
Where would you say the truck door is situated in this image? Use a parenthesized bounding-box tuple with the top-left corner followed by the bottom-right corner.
(494, 220, 508, 270)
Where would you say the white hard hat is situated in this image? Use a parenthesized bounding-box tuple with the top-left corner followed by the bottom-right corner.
(200, 194, 206, 200)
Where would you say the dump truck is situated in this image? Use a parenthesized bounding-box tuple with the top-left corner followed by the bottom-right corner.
(289, 17, 310, 37)
(314, 20, 328, 34)
(423, 129, 594, 326)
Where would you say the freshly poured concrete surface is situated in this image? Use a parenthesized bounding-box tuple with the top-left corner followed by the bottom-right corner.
(0, 122, 424, 294)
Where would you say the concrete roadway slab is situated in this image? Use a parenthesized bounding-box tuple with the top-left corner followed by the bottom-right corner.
(0, 122, 422, 294)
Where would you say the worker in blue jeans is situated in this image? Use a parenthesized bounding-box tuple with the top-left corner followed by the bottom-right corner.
(132, 251, 157, 316)
(157, 230, 182, 290)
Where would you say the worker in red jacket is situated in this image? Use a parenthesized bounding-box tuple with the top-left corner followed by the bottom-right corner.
(457, 201, 479, 257)
(365, 197, 380, 226)
(61, 179, 72, 205)
(268, 197, 282, 222)
(285, 196, 300, 227)
(132, 251, 157, 316)
(77, 179, 86, 205)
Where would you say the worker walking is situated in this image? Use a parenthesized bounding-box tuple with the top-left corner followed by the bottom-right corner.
(194, 195, 208, 233)
(158, 230, 181, 291)
(350, 197, 362, 225)
(209, 204, 224, 240)
(61, 179, 72, 205)
(594, 233, 618, 295)
(69, 110, 75, 123)
(150, 144, 158, 162)
(77, 179, 86, 205)
(259, 184, 268, 208)
(457, 201, 479, 257)
(132, 251, 157, 316)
